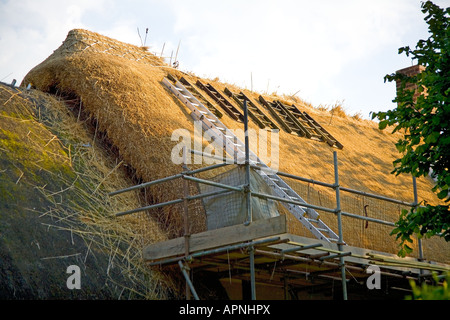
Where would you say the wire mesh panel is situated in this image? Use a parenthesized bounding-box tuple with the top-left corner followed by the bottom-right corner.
(198, 166, 279, 230)
(281, 176, 420, 256)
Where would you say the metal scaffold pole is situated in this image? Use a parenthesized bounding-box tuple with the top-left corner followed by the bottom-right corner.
(182, 146, 191, 300)
(333, 151, 348, 300)
(413, 175, 424, 281)
(243, 98, 256, 299)
(249, 246, 256, 300)
(178, 260, 199, 300)
(244, 98, 252, 226)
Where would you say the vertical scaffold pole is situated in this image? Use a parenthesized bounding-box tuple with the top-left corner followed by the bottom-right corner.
(243, 99, 255, 300)
(333, 151, 348, 300)
(244, 99, 252, 225)
(182, 146, 191, 299)
(249, 246, 256, 300)
(178, 260, 199, 300)
(412, 176, 424, 280)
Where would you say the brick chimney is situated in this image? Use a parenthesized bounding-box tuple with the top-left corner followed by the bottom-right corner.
(395, 64, 426, 102)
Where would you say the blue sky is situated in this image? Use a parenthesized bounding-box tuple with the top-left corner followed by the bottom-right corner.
(0, 0, 448, 119)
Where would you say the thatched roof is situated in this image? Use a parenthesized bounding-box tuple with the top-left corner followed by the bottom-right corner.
(0, 82, 171, 298)
(22, 29, 449, 263)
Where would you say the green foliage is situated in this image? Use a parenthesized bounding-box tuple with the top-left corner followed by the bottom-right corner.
(406, 273, 450, 300)
(372, 1, 450, 256)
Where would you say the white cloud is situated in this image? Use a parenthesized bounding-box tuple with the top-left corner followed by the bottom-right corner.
(0, 0, 107, 83)
(1, 0, 447, 117)
(163, 0, 421, 114)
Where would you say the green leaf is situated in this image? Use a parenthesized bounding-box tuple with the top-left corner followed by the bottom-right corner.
(404, 245, 413, 254)
(378, 120, 389, 130)
(425, 131, 440, 144)
(395, 143, 406, 153)
(437, 189, 449, 199)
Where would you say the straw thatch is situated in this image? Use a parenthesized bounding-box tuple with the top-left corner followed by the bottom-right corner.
(22, 29, 449, 263)
(0, 82, 173, 298)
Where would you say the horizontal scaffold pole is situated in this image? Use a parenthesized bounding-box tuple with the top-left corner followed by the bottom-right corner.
(251, 166, 336, 189)
(339, 186, 415, 207)
(189, 148, 238, 164)
(115, 189, 235, 217)
(115, 198, 183, 217)
(281, 243, 323, 254)
(182, 175, 244, 192)
(148, 236, 283, 266)
(251, 191, 336, 214)
(253, 190, 398, 228)
(252, 191, 395, 227)
(185, 162, 230, 175)
(340, 211, 396, 227)
(109, 162, 230, 197)
(109, 173, 183, 197)
(318, 251, 352, 261)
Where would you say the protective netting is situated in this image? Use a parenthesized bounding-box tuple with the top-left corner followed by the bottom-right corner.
(283, 177, 449, 263)
(198, 166, 279, 230)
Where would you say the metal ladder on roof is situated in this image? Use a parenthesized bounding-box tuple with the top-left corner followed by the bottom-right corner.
(224, 88, 279, 130)
(162, 77, 341, 244)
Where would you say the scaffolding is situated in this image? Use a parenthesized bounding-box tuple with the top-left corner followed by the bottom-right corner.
(109, 101, 449, 300)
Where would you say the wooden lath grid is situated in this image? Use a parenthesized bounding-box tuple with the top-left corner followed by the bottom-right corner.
(224, 88, 279, 130)
(258, 95, 305, 136)
(195, 80, 244, 122)
(258, 95, 343, 149)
